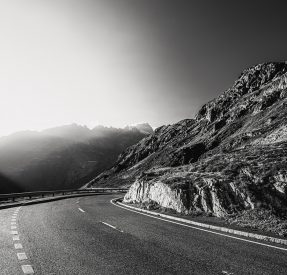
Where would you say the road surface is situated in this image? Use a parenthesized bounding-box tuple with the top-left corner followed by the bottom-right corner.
(0, 194, 286, 274)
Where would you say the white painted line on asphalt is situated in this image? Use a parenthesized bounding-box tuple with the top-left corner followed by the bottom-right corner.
(17, 252, 28, 261)
(101, 221, 116, 229)
(111, 199, 287, 252)
(222, 271, 234, 275)
(21, 265, 34, 274)
(11, 226, 17, 230)
(101, 221, 124, 233)
(13, 235, 20, 241)
(14, 243, 23, 249)
(11, 231, 18, 235)
(11, 222, 17, 225)
(78, 208, 85, 213)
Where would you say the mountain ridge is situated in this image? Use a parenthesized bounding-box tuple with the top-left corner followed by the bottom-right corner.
(90, 62, 287, 236)
(0, 123, 152, 193)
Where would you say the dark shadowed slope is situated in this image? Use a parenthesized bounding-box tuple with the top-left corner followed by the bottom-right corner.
(0, 173, 23, 194)
(0, 124, 152, 193)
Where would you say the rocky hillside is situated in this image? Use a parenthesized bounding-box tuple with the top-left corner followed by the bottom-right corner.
(91, 62, 287, 225)
(0, 124, 151, 193)
(125, 123, 154, 135)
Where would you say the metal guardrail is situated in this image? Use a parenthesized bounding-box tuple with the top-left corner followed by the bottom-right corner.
(0, 188, 128, 202)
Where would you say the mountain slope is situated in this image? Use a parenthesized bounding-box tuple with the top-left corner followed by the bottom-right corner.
(0, 124, 152, 192)
(91, 62, 287, 224)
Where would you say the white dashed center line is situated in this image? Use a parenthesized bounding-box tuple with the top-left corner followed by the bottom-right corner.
(101, 222, 124, 233)
(11, 230, 18, 235)
(78, 208, 85, 213)
(11, 226, 17, 230)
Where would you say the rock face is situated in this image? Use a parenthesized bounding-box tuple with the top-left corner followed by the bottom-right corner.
(124, 174, 187, 213)
(92, 62, 287, 218)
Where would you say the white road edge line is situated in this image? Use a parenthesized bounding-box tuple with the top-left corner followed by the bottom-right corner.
(21, 265, 34, 274)
(13, 235, 20, 241)
(78, 208, 85, 213)
(14, 243, 23, 249)
(111, 199, 287, 252)
(101, 221, 124, 232)
(17, 252, 28, 261)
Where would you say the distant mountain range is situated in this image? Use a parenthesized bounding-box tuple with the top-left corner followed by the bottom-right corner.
(90, 62, 287, 235)
(0, 123, 152, 193)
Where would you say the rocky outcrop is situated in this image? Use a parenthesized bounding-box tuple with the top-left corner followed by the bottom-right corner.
(124, 178, 187, 213)
(91, 62, 287, 219)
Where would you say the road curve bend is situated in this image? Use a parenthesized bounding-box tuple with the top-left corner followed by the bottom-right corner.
(0, 194, 286, 274)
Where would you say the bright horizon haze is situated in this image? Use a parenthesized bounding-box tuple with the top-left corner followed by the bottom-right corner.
(1, 0, 287, 137)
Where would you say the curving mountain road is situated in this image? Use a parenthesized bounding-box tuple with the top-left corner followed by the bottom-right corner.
(0, 194, 286, 274)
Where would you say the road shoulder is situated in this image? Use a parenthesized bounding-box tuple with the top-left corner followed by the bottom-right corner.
(112, 198, 287, 248)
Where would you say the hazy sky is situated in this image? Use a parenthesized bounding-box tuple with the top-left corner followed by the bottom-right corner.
(0, 0, 287, 136)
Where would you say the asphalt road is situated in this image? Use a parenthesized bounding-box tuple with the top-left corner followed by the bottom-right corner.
(0, 194, 287, 274)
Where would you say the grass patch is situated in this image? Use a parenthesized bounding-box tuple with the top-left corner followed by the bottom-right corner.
(226, 209, 287, 237)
